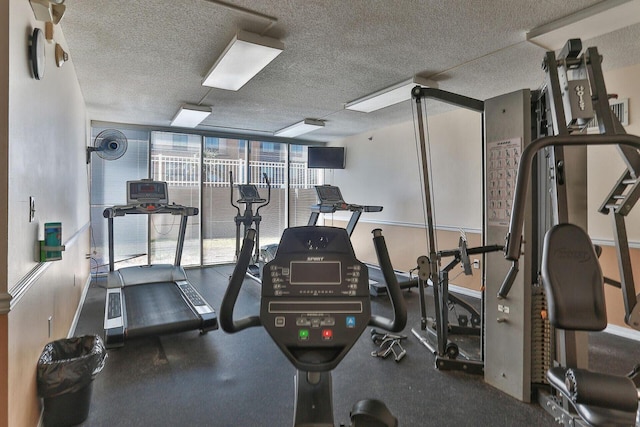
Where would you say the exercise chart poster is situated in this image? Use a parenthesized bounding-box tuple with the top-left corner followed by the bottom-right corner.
(487, 138, 521, 227)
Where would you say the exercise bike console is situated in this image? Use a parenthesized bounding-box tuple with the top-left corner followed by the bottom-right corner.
(221, 226, 407, 426)
(261, 227, 372, 372)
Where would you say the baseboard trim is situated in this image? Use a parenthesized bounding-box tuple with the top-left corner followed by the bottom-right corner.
(603, 324, 640, 342)
(68, 274, 93, 338)
(449, 284, 482, 299)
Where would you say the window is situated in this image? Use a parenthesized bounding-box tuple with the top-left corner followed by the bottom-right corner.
(289, 145, 324, 227)
(90, 126, 325, 271)
(202, 137, 247, 264)
(151, 132, 201, 266)
(90, 127, 150, 273)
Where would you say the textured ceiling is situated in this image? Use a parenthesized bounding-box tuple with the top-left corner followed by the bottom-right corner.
(59, 0, 640, 143)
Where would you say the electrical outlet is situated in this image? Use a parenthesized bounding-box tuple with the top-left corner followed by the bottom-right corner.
(472, 259, 480, 269)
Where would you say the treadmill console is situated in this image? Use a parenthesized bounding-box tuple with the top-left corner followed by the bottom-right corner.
(127, 180, 169, 205)
(260, 226, 371, 371)
(307, 186, 383, 236)
(315, 185, 345, 205)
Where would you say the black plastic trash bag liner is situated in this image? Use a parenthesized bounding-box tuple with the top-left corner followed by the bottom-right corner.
(37, 335, 107, 399)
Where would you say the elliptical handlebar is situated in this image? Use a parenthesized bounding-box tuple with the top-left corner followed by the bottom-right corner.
(257, 172, 271, 213)
(229, 171, 240, 215)
(219, 229, 262, 333)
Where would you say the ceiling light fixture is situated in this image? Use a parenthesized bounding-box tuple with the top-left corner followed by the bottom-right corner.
(170, 104, 212, 128)
(345, 76, 437, 113)
(275, 119, 324, 138)
(202, 30, 284, 91)
(527, 0, 640, 50)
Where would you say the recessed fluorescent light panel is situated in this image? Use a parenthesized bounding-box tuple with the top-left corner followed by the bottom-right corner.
(275, 119, 324, 138)
(527, 0, 640, 50)
(170, 104, 212, 128)
(345, 76, 436, 113)
(202, 30, 284, 91)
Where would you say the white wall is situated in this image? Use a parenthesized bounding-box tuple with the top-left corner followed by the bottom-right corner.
(8, 0, 89, 286)
(331, 65, 640, 246)
(3, 2, 90, 425)
(588, 63, 640, 244)
(330, 107, 483, 232)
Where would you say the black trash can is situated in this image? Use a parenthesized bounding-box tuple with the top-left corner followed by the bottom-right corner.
(37, 335, 107, 427)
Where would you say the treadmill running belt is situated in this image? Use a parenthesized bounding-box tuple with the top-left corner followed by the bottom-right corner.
(123, 282, 200, 337)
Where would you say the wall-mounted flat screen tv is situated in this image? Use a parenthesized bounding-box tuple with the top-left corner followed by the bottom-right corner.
(308, 146, 346, 169)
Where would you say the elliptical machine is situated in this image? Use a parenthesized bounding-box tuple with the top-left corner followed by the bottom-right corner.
(220, 226, 407, 426)
(229, 171, 271, 276)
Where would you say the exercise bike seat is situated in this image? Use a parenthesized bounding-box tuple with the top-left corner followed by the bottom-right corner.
(350, 399, 398, 427)
(542, 223, 639, 426)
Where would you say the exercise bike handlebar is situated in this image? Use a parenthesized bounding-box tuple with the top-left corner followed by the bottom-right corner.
(220, 228, 407, 335)
(219, 229, 262, 333)
(370, 229, 408, 333)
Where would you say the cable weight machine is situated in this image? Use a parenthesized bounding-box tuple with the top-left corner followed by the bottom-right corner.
(408, 86, 504, 373)
(414, 239, 503, 371)
(489, 39, 640, 425)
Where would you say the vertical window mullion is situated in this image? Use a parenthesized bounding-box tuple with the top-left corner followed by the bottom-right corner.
(199, 134, 204, 267)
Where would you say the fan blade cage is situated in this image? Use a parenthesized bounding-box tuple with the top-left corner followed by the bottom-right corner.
(93, 129, 128, 161)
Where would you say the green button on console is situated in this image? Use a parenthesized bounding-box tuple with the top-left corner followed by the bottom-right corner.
(298, 329, 309, 340)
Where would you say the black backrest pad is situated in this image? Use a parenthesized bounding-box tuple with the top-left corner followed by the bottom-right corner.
(541, 223, 607, 331)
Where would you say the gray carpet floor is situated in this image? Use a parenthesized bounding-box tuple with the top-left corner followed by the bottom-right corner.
(71, 265, 639, 426)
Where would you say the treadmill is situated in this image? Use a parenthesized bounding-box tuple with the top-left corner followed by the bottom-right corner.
(308, 185, 418, 295)
(308, 185, 382, 236)
(103, 180, 218, 348)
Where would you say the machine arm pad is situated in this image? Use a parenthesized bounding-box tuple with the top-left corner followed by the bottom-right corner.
(564, 368, 638, 412)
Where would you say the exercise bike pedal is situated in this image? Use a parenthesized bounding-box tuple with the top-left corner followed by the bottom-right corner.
(350, 399, 398, 427)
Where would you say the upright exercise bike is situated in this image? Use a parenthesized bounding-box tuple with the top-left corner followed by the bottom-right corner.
(220, 226, 407, 426)
(229, 171, 271, 276)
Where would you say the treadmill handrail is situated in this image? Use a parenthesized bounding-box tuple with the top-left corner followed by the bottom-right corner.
(311, 202, 383, 214)
(104, 203, 198, 218)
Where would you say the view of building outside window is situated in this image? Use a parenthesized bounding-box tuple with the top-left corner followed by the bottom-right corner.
(89, 127, 324, 273)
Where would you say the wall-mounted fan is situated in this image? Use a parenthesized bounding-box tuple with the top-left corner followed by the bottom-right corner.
(86, 129, 128, 164)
